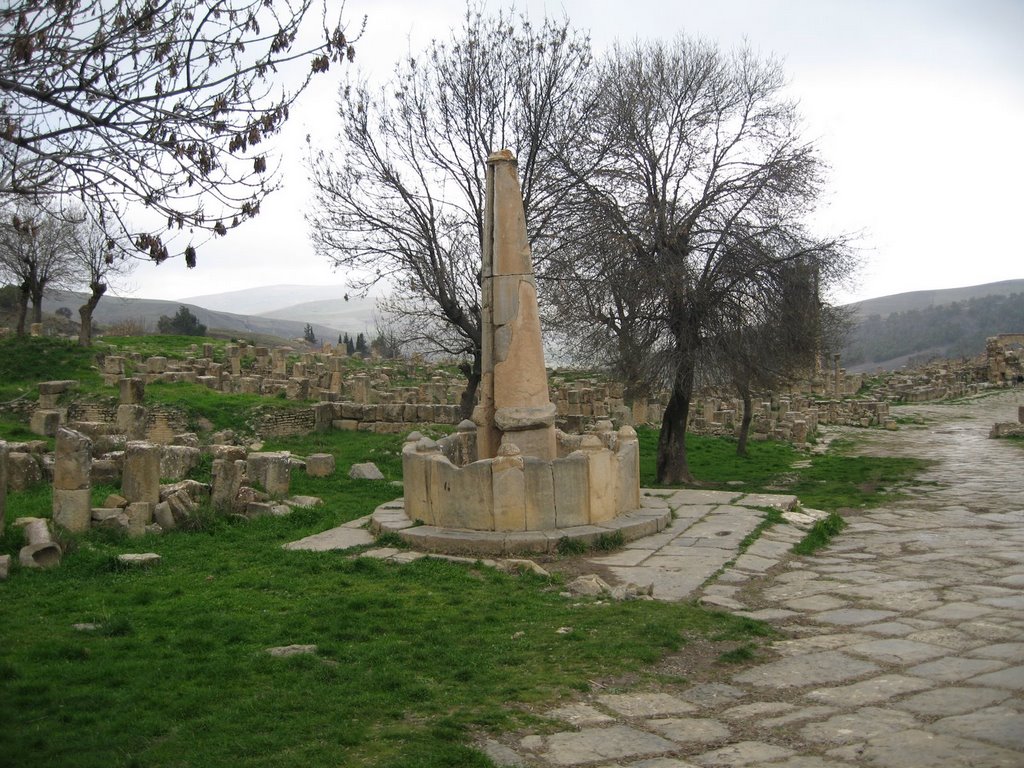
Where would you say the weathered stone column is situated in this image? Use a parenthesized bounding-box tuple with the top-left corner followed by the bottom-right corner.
(475, 149, 556, 461)
(52, 427, 93, 532)
(122, 442, 162, 504)
(0, 440, 7, 537)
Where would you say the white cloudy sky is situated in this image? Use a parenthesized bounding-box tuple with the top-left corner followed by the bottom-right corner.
(126, 0, 1024, 305)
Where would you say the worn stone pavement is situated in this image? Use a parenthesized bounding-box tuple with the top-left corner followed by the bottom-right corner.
(482, 391, 1024, 768)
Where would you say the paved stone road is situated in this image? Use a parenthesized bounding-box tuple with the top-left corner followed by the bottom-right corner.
(485, 391, 1024, 768)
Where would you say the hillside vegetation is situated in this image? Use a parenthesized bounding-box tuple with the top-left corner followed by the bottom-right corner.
(843, 291, 1024, 369)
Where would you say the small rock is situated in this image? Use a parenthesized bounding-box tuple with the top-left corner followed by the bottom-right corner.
(556, 626, 573, 634)
(348, 462, 385, 480)
(285, 495, 322, 509)
(145, 523, 164, 535)
(500, 558, 550, 577)
(72, 622, 101, 632)
(104, 494, 129, 509)
(0, 554, 10, 580)
(266, 644, 318, 657)
(565, 574, 612, 597)
(117, 553, 162, 568)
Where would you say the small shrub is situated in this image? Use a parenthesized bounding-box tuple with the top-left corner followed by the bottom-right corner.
(556, 536, 587, 556)
(594, 531, 625, 551)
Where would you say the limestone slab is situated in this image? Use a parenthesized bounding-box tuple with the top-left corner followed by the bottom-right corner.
(645, 717, 730, 743)
(799, 706, 919, 744)
(545, 703, 614, 727)
(810, 608, 899, 626)
(968, 664, 1024, 691)
(539, 725, 677, 766)
(596, 692, 697, 718)
(857, 728, 1023, 767)
(845, 638, 949, 665)
(906, 656, 1006, 682)
(804, 674, 932, 706)
(759, 705, 838, 729)
(283, 526, 374, 551)
(930, 706, 1024, 750)
(895, 686, 1011, 717)
(732, 651, 881, 689)
(691, 740, 795, 766)
(967, 642, 1024, 662)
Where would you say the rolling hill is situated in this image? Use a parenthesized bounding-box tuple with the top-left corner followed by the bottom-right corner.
(841, 280, 1024, 371)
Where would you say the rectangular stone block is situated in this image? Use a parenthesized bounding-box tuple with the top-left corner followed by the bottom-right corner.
(122, 442, 161, 504)
(492, 459, 526, 532)
(523, 457, 556, 530)
(0, 440, 6, 536)
(54, 428, 92, 490)
(553, 452, 590, 528)
(30, 409, 62, 437)
(584, 448, 616, 523)
(432, 457, 492, 530)
(52, 488, 92, 532)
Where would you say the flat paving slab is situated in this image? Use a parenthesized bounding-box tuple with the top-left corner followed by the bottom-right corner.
(536, 725, 678, 766)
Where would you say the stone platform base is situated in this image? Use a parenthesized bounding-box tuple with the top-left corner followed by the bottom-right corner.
(370, 498, 672, 556)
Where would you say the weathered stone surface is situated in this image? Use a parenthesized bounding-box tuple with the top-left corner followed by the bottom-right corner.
(122, 442, 161, 504)
(645, 717, 731, 743)
(538, 725, 676, 766)
(305, 453, 335, 477)
(856, 728, 1023, 767)
(804, 674, 933, 706)
(597, 692, 698, 718)
(545, 703, 614, 727)
(895, 686, 1010, 717)
(348, 461, 384, 480)
(0, 553, 9, 580)
(733, 651, 881, 689)
(117, 553, 161, 567)
(52, 488, 92, 533)
(247, 452, 291, 496)
(266, 644, 317, 657)
(799, 706, 919, 744)
(160, 445, 200, 481)
(692, 740, 796, 766)
(211, 459, 245, 512)
(283, 526, 374, 551)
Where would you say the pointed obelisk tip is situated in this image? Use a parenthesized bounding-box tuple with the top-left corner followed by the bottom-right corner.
(487, 148, 516, 164)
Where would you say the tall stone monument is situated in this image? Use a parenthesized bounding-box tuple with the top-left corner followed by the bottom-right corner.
(475, 149, 557, 461)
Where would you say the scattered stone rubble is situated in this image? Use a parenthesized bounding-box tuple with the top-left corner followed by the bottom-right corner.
(990, 404, 1024, 438)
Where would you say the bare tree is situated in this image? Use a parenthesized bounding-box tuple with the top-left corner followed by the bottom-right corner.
(0, 204, 80, 334)
(66, 212, 136, 346)
(308, 6, 592, 418)
(710, 230, 852, 456)
(551, 37, 839, 484)
(1, 1, 356, 264)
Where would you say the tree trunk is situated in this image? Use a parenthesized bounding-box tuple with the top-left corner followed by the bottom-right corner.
(656, 373, 694, 484)
(458, 349, 482, 421)
(15, 283, 30, 335)
(29, 283, 45, 325)
(737, 386, 753, 457)
(78, 281, 107, 347)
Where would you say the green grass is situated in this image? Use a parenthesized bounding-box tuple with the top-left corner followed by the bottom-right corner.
(98, 335, 229, 360)
(0, 486, 765, 768)
(0, 336, 101, 400)
(787, 450, 929, 510)
(636, 428, 798, 488)
(143, 381, 312, 433)
(793, 511, 848, 555)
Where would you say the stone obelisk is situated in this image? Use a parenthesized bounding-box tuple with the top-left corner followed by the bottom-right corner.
(474, 150, 557, 461)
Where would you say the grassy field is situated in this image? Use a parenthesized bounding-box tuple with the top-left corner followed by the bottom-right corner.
(0, 337, 931, 766)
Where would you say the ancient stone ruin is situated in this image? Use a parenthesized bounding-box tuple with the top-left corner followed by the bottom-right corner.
(372, 151, 664, 554)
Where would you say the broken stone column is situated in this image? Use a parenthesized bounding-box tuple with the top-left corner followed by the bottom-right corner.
(18, 517, 62, 569)
(122, 441, 162, 504)
(119, 377, 146, 405)
(475, 149, 556, 461)
(246, 452, 291, 497)
(211, 459, 246, 511)
(0, 440, 7, 537)
(52, 427, 93, 533)
(117, 404, 149, 440)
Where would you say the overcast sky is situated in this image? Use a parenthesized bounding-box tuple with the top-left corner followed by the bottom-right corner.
(125, 0, 1024, 306)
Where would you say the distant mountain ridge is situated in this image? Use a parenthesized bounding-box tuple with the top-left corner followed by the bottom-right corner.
(841, 279, 1024, 371)
(846, 280, 1024, 319)
(177, 284, 352, 315)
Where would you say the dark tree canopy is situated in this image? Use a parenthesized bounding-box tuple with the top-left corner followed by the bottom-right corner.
(1, 0, 356, 265)
(157, 304, 205, 335)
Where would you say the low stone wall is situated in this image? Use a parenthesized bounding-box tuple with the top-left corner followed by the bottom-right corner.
(402, 423, 640, 532)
